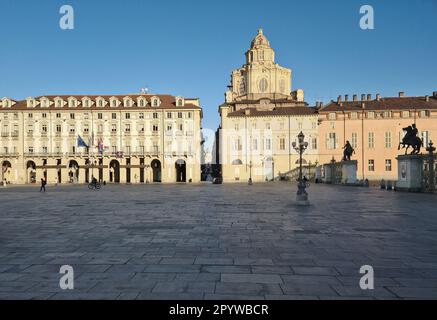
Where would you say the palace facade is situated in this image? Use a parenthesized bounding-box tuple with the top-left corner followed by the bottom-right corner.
(318, 92, 437, 181)
(218, 29, 319, 183)
(0, 94, 203, 184)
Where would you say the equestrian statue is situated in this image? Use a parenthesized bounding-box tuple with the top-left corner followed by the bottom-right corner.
(398, 123, 423, 155)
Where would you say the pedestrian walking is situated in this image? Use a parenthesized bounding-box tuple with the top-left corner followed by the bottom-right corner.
(40, 178, 46, 192)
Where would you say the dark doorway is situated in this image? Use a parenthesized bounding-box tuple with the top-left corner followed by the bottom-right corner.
(175, 159, 186, 182)
(126, 158, 131, 183)
(151, 159, 161, 182)
(140, 158, 145, 183)
(26, 160, 36, 184)
(68, 160, 80, 183)
(109, 159, 120, 183)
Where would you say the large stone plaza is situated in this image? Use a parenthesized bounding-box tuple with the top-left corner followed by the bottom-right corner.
(0, 183, 436, 300)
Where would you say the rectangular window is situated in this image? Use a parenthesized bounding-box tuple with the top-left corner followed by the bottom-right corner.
(42, 124, 48, 133)
(420, 110, 430, 118)
(178, 112, 183, 119)
(368, 160, 375, 172)
(385, 159, 392, 171)
(383, 111, 391, 118)
(385, 132, 392, 148)
(312, 137, 317, 150)
(368, 132, 375, 148)
(111, 124, 117, 132)
(125, 113, 130, 119)
(252, 139, 258, 151)
(350, 112, 358, 120)
(153, 112, 158, 119)
(56, 113, 61, 118)
(328, 132, 337, 149)
(28, 146, 34, 153)
(422, 131, 429, 147)
(265, 138, 271, 150)
(56, 124, 62, 133)
(139, 112, 144, 119)
(351, 133, 358, 149)
(152, 125, 159, 132)
(402, 111, 410, 118)
(328, 113, 336, 120)
(42, 146, 48, 154)
(112, 113, 117, 119)
(70, 113, 75, 120)
(125, 124, 131, 132)
(42, 113, 47, 118)
(98, 113, 103, 119)
(167, 112, 172, 119)
(367, 112, 375, 119)
(279, 138, 286, 150)
(28, 113, 33, 118)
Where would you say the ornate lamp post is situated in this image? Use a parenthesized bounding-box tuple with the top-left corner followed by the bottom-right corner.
(292, 131, 310, 205)
(426, 140, 436, 193)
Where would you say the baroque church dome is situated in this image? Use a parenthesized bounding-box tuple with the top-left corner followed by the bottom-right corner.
(250, 28, 271, 49)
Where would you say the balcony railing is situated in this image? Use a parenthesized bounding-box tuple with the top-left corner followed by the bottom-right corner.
(0, 152, 19, 158)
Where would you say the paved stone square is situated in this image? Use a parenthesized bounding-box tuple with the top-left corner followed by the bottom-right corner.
(1, 183, 437, 300)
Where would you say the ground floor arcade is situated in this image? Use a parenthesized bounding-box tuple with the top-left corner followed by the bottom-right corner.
(0, 155, 201, 185)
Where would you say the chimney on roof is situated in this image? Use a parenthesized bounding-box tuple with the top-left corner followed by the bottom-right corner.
(353, 94, 358, 102)
(376, 93, 381, 101)
(367, 94, 372, 101)
(399, 91, 405, 98)
(433, 91, 437, 98)
(425, 95, 430, 102)
(337, 95, 342, 104)
(361, 94, 366, 101)
(345, 94, 349, 102)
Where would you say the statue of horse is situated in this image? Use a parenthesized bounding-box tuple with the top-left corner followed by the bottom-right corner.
(398, 125, 423, 155)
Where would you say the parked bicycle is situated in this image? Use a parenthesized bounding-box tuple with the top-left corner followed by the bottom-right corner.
(88, 182, 101, 190)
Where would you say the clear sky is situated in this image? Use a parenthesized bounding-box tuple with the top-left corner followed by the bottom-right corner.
(1, 0, 436, 132)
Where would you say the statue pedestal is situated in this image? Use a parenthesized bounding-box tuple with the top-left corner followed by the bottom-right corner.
(395, 155, 423, 192)
(322, 163, 333, 184)
(341, 160, 357, 184)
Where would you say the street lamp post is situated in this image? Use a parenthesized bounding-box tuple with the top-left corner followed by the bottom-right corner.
(292, 131, 310, 205)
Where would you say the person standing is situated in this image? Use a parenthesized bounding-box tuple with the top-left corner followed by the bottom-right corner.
(40, 178, 46, 192)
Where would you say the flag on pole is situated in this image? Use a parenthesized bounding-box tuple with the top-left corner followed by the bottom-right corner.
(77, 135, 88, 148)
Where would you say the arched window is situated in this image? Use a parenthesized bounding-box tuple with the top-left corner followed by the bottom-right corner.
(232, 159, 243, 165)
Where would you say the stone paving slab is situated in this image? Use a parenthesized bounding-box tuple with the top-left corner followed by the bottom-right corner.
(1, 183, 437, 299)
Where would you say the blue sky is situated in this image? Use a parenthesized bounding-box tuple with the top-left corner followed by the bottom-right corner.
(1, 0, 436, 131)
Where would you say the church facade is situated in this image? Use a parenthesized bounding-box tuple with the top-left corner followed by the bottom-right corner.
(218, 29, 319, 183)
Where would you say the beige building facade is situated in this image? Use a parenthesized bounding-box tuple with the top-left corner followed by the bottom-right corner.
(218, 29, 319, 183)
(318, 92, 437, 181)
(0, 94, 203, 185)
